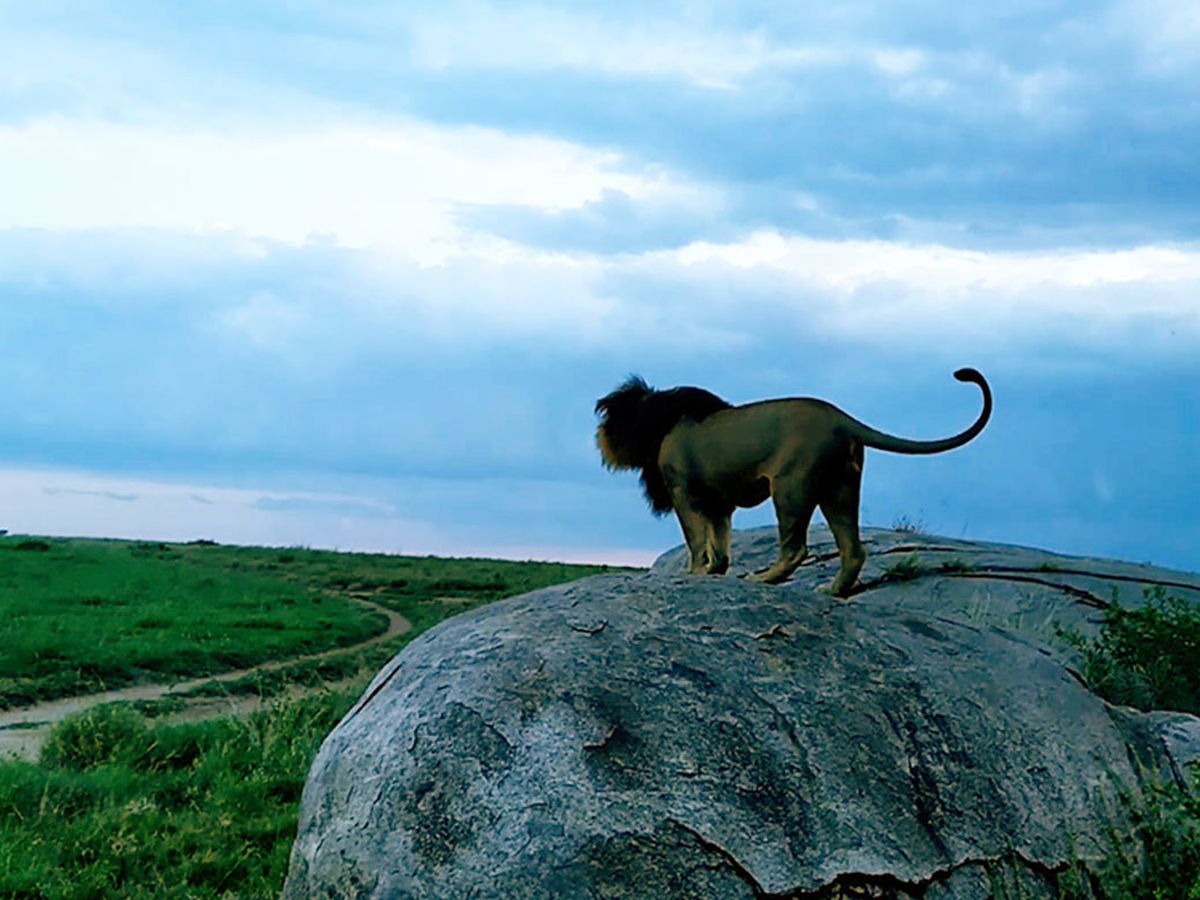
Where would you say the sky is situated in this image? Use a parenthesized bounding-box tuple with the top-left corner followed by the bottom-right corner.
(1, 1, 1198, 569)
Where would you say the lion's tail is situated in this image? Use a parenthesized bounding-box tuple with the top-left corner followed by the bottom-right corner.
(851, 368, 992, 455)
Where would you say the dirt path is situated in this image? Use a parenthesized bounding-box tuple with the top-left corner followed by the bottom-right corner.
(0, 596, 412, 762)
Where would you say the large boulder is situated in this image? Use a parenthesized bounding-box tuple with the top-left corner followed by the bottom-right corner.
(284, 529, 1200, 898)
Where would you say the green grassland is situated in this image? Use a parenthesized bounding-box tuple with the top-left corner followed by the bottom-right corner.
(0, 535, 619, 898)
(1, 695, 353, 898)
(0, 534, 613, 709)
(13, 536, 1196, 898)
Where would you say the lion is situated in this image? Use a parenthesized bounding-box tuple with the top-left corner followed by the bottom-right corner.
(595, 368, 992, 596)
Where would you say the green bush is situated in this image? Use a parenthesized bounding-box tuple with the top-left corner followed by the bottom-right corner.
(1060, 770, 1200, 899)
(1069, 586, 1200, 715)
(14, 538, 52, 552)
(41, 705, 150, 770)
(1057, 586, 1200, 897)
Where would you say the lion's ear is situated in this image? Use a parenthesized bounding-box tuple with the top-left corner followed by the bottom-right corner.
(594, 375, 651, 417)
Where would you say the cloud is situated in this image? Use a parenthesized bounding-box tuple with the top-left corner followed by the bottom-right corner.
(43, 486, 139, 502)
(629, 234, 1200, 359)
(1105, 0, 1200, 74)
(1, 226, 1197, 501)
(459, 185, 731, 254)
(0, 465, 660, 565)
(4, 3, 1199, 248)
(0, 117, 669, 259)
(8, 227, 1198, 374)
(252, 495, 397, 518)
(216, 292, 316, 351)
(398, 4, 849, 88)
(0, 467, 444, 553)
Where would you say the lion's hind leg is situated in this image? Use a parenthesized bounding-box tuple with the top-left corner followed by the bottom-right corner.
(746, 471, 817, 585)
(820, 442, 867, 597)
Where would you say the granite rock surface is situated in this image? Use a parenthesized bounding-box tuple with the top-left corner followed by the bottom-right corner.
(284, 529, 1200, 898)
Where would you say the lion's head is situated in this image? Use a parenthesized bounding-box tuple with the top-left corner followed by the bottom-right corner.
(595, 375, 731, 514)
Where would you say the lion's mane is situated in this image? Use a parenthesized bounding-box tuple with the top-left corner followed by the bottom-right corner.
(594, 375, 732, 515)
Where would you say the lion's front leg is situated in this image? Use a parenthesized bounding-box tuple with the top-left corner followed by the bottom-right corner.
(672, 496, 713, 574)
(704, 513, 732, 575)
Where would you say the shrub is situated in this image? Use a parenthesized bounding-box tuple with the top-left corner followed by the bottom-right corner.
(40, 705, 149, 770)
(1068, 586, 1200, 715)
(1059, 769, 1200, 899)
(13, 539, 52, 552)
